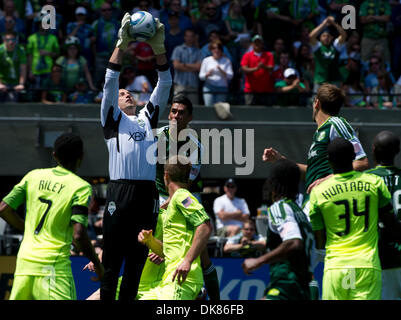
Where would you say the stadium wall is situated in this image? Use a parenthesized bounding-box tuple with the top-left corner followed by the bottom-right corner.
(0, 104, 401, 179)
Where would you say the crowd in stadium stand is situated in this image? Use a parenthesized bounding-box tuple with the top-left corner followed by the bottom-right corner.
(1, 0, 401, 108)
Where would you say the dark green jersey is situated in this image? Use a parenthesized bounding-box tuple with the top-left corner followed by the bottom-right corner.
(312, 39, 343, 84)
(266, 198, 314, 296)
(365, 166, 401, 269)
(305, 116, 366, 190)
(156, 125, 203, 198)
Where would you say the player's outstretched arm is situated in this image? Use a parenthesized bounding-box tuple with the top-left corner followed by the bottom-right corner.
(73, 222, 104, 281)
(172, 221, 212, 284)
(242, 238, 303, 275)
(0, 201, 24, 232)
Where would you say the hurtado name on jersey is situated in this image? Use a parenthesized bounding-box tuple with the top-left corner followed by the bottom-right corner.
(320, 180, 372, 200)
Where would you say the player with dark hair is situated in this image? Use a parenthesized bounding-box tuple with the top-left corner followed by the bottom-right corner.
(0, 133, 103, 300)
(99, 13, 172, 300)
(309, 137, 401, 300)
(366, 131, 401, 299)
(155, 93, 220, 300)
(138, 155, 212, 300)
(242, 159, 314, 300)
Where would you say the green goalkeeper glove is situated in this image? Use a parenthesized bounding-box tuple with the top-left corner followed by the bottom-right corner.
(116, 12, 134, 50)
(145, 18, 166, 55)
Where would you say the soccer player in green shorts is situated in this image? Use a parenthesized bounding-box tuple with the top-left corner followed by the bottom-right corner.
(365, 131, 401, 299)
(0, 133, 104, 300)
(242, 159, 314, 300)
(309, 137, 401, 300)
(138, 155, 212, 300)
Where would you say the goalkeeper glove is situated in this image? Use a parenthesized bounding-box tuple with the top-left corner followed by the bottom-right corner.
(145, 18, 166, 55)
(116, 12, 134, 50)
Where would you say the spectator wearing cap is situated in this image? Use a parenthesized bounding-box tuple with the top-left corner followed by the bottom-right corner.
(195, 2, 230, 47)
(309, 16, 347, 92)
(274, 68, 306, 106)
(171, 28, 202, 105)
(199, 40, 233, 107)
(66, 7, 95, 71)
(55, 36, 97, 93)
(359, 0, 391, 64)
(165, 11, 185, 61)
(68, 77, 95, 103)
(240, 34, 275, 106)
(213, 179, 250, 238)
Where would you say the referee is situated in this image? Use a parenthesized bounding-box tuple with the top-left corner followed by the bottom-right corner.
(99, 13, 172, 300)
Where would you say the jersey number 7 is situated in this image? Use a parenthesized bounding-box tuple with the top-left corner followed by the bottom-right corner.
(35, 197, 53, 235)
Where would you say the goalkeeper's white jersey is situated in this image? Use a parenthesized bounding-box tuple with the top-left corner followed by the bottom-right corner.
(101, 68, 172, 181)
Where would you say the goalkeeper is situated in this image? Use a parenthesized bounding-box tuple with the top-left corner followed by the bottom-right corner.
(99, 13, 172, 300)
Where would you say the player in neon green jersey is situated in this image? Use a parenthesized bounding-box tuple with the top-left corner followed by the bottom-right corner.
(242, 159, 313, 300)
(0, 133, 103, 300)
(309, 137, 401, 300)
(365, 131, 401, 299)
(138, 155, 212, 300)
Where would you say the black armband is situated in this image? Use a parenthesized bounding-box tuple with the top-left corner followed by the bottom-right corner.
(72, 205, 89, 216)
(107, 62, 122, 72)
(156, 63, 169, 72)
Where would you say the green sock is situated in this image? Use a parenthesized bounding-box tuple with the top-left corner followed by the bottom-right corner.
(202, 262, 220, 301)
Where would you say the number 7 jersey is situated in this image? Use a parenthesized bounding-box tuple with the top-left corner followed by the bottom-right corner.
(2, 166, 92, 276)
(309, 171, 392, 270)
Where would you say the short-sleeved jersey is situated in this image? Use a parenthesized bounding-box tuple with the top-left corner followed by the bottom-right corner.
(266, 199, 313, 290)
(309, 171, 392, 270)
(155, 125, 203, 198)
(161, 188, 210, 285)
(305, 116, 366, 190)
(2, 166, 92, 276)
(365, 166, 401, 269)
(101, 67, 172, 181)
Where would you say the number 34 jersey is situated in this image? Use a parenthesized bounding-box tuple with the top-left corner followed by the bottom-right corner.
(309, 171, 392, 270)
(3, 166, 92, 276)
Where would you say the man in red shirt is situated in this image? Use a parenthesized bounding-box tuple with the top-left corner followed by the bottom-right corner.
(134, 42, 157, 88)
(240, 35, 274, 106)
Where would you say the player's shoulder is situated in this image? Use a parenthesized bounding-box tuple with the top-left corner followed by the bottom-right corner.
(269, 199, 293, 221)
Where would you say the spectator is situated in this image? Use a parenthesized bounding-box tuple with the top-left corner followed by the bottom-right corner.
(359, 0, 391, 64)
(123, 66, 153, 106)
(340, 51, 362, 85)
(240, 34, 275, 106)
(41, 64, 67, 104)
(241, 0, 257, 33)
(295, 43, 314, 92)
(391, 2, 401, 79)
(213, 178, 250, 238)
(309, 16, 347, 92)
(274, 68, 307, 107)
(92, 0, 122, 21)
(199, 40, 233, 106)
(0, 15, 26, 45)
(0, 0, 25, 35)
(0, 31, 27, 102)
(195, 2, 230, 47)
(364, 56, 383, 93)
(223, 219, 266, 258)
(134, 41, 157, 89)
(132, 0, 160, 19)
(255, 0, 293, 47)
(369, 71, 396, 109)
(327, 0, 358, 22)
(92, 2, 120, 88)
(224, 0, 248, 67)
(55, 36, 97, 93)
(160, 0, 193, 33)
(289, 0, 319, 31)
(68, 78, 95, 103)
(292, 25, 312, 59)
(200, 30, 233, 64)
(27, 18, 60, 93)
(164, 11, 185, 61)
(342, 70, 367, 108)
(171, 28, 202, 105)
(272, 51, 292, 83)
(271, 38, 286, 66)
(66, 7, 95, 71)
(32, 0, 64, 41)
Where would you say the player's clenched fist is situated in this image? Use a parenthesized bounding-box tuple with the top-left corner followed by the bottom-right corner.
(262, 148, 284, 162)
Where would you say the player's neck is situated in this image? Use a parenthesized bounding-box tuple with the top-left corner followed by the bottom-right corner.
(167, 182, 187, 197)
(315, 111, 330, 128)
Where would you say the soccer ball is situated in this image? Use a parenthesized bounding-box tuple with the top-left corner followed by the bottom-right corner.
(128, 11, 156, 42)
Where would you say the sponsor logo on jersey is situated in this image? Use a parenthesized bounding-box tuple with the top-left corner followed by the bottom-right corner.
(317, 131, 326, 141)
(128, 131, 146, 141)
(108, 201, 116, 215)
